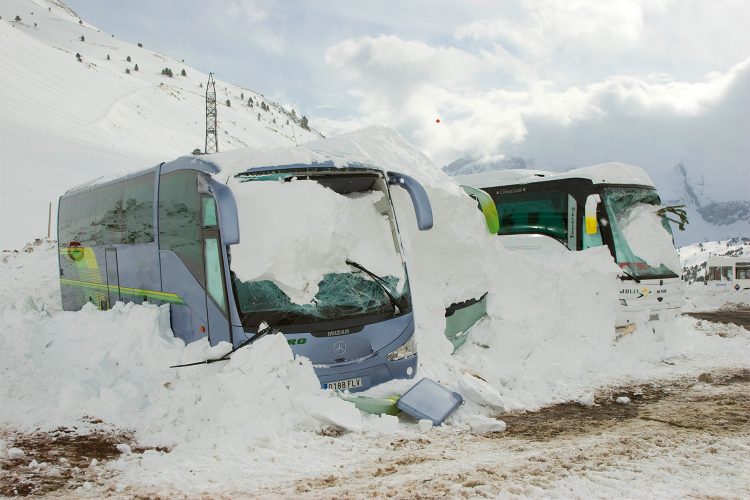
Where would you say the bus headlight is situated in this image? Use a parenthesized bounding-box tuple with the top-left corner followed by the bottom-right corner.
(387, 336, 417, 361)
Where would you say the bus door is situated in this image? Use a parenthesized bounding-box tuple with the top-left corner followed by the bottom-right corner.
(201, 193, 231, 344)
(104, 248, 121, 308)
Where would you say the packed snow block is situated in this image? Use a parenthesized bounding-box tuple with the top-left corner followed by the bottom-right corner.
(396, 378, 464, 426)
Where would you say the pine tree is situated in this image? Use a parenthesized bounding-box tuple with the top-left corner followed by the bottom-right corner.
(180, 68, 186, 76)
(247, 99, 253, 107)
(300, 116, 310, 131)
(257, 113, 261, 121)
(240, 92, 244, 100)
(106, 54, 110, 60)
(80, 35, 85, 42)
(78, 19, 82, 25)
(125, 68, 130, 74)
(134, 64, 139, 71)
(161, 67, 173, 77)
(137, 42, 143, 47)
(14, 15, 21, 22)
(126, 56, 131, 62)
(75, 53, 82, 62)
(225, 99, 231, 107)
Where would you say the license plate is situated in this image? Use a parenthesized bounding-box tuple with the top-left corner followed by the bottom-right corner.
(325, 377, 363, 391)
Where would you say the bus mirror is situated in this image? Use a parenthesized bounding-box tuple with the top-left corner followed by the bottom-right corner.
(461, 186, 499, 235)
(585, 194, 601, 235)
(387, 171, 433, 231)
(211, 182, 240, 245)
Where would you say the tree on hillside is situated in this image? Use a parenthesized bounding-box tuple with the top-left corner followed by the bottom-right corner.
(125, 68, 130, 74)
(78, 19, 82, 25)
(106, 54, 110, 60)
(300, 116, 310, 131)
(15, 15, 21, 22)
(161, 67, 173, 77)
(225, 99, 231, 107)
(138, 42, 143, 47)
(257, 113, 261, 121)
(75, 53, 82, 62)
(240, 92, 244, 100)
(192, 148, 201, 155)
(126, 55, 131, 62)
(247, 98, 253, 107)
(80, 35, 85, 42)
(134, 64, 139, 71)
(180, 69, 186, 76)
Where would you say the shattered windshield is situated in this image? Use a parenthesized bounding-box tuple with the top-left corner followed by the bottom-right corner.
(234, 272, 407, 328)
(229, 171, 410, 330)
(602, 187, 681, 279)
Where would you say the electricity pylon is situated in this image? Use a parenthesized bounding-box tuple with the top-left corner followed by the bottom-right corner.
(205, 73, 218, 153)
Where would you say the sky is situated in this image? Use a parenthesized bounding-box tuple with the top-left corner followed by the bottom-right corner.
(65, 0, 750, 193)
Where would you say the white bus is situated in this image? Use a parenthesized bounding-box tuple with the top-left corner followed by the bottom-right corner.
(457, 163, 684, 335)
(706, 256, 750, 290)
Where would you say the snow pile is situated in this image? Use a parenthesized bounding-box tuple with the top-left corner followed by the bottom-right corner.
(679, 238, 750, 269)
(620, 204, 681, 273)
(683, 283, 750, 312)
(0, 269, 361, 448)
(232, 179, 403, 303)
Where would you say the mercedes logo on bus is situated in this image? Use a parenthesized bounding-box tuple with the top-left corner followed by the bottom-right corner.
(333, 341, 347, 356)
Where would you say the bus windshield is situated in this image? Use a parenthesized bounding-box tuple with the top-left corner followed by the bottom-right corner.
(229, 172, 410, 330)
(602, 187, 680, 279)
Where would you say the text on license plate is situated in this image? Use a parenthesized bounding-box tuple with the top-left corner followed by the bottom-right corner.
(325, 377, 363, 391)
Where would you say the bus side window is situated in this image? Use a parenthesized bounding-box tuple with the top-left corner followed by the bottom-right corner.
(159, 171, 205, 285)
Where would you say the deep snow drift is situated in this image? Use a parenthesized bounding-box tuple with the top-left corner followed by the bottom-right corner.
(2, 129, 749, 494)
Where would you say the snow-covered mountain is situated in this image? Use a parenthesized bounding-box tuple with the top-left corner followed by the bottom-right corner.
(0, 0, 322, 250)
(442, 155, 532, 176)
(679, 237, 750, 283)
(665, 163, 750, 245)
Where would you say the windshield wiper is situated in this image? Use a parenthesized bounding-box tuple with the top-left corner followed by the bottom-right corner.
(345, 259, 401, 315)
(169, 323, 275, 368)
(618, 268, 641, 283)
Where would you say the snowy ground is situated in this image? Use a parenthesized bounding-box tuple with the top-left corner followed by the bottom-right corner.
(1, 240, 749, 497)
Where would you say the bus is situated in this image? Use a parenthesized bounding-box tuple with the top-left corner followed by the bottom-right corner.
(457, 163, 684, 335)
(58, 154, 433, 392)
(705, 256, 750, 290)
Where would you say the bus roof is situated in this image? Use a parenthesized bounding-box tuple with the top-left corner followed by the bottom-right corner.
(455, 162, 656, 190)
(707, 255, 750, 266)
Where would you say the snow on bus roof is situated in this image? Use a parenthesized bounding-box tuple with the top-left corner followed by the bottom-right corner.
(455, 162, 655, 189)
(707, 255, 750, 265)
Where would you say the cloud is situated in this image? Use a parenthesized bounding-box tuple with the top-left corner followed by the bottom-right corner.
(324, 31, 749, 167)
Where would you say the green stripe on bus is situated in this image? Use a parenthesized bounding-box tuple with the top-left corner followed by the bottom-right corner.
(60, 278, 186, 305)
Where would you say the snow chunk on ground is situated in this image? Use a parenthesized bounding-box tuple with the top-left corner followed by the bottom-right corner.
(7, 447, 26, 460)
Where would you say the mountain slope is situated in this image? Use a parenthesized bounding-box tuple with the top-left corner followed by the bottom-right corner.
(0, 0, 322, 249)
